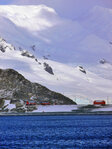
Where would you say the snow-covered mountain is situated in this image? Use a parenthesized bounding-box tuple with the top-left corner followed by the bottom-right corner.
(0, 5, 112, 104)
(0, 5, 111, 63)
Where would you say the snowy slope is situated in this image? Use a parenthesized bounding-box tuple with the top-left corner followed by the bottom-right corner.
(0, 38, 112, 104)
(0, 5, 112, 104)
(0, 5, 86, 63)
(0, 5, 111, 63)
(33, 105, 78, 112)
(4, 100, 16, 111)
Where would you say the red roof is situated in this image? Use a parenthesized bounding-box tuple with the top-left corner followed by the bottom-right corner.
(93, 100, 106, 105)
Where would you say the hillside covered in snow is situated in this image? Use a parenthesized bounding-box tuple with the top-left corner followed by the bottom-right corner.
(0, 3, 112, 104)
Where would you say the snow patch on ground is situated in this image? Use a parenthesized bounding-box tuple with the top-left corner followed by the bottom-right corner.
(4, 100, 16, 110)
(33, 105, 78, 112)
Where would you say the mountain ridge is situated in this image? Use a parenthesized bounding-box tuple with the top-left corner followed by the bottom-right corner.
(0, 4, 112, 104)
(0, 68, 75, 105)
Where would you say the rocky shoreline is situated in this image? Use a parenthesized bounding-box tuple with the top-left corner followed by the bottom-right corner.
(0, 111, 112, 116)
(1, 104, 112, 116)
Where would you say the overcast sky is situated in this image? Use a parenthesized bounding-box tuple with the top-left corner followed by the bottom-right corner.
(0, 0, 112, 19)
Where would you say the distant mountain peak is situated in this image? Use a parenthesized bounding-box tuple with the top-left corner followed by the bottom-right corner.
(0, 68, 75, 105)
(0, 4, 112, 104)
(0, 37, 15, 52)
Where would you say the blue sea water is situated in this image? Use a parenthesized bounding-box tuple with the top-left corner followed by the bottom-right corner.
(0, 115, 112, 149)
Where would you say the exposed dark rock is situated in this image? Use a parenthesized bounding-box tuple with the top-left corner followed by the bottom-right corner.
(0, 68, 76, 105)
(78, 66, 86, 74)
(44, 62, 54, 75)
(0, 37, 15, 52)
(0, 45, 5, 52)
(99, 59, 112, 66)
(0, 99, 4, 108)
(21, 50, 39, 63)
(99, 59, 106, 64)
(21, 50, 35, 58)
(35, 58, 38, 62)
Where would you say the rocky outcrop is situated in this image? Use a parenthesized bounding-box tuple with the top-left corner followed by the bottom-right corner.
(44, 62, 54, 75)
(21, 50, 35, 58)
(0, 68, 76, 105)
(21, 50, 39, 62)
(0, 37, 15, 52)
(78, 66, 86, 74)
(99, 58, 112, 65)
(99, 59, 107, 64)
(0, 45, 5, 52)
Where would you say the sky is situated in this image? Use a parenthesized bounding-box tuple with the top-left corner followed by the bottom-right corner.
(0, 0, 112, 19)
(0, 0, 11, 5)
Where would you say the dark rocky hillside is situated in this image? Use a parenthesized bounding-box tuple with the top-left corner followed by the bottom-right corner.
(0, 68, 76, 105)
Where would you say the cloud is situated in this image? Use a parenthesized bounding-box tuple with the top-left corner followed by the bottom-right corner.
(10, 0, 112, 19)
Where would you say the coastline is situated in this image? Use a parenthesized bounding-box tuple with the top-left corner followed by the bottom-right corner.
(0, 111, 112, 116)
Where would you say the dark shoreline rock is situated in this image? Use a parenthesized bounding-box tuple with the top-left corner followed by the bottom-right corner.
(0, 68, 76, 105)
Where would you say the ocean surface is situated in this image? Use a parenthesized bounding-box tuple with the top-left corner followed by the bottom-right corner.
(0, 115, 112, 149)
